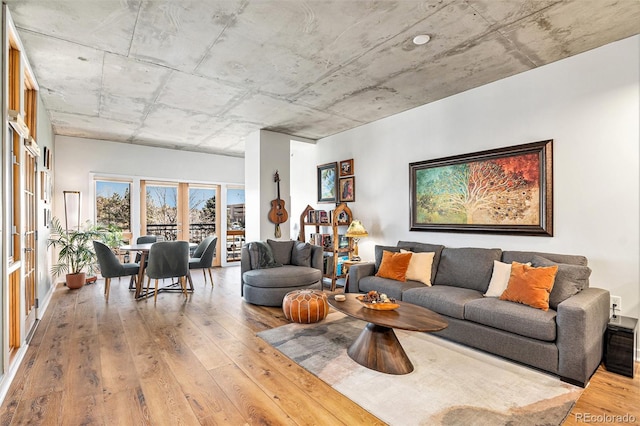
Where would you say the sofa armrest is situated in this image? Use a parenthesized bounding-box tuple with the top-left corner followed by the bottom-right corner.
(556, 287, 610, 386)
(310, 245, 323, 271)
(240, 245, 252, 294)
(346, 262, 375, 293)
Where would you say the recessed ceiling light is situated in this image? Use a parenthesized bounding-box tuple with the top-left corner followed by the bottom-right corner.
(413, 34, 431, 45)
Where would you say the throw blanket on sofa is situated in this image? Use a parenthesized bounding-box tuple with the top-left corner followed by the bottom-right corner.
(247, 241, 282, 269)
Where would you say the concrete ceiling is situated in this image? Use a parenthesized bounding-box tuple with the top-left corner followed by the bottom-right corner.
(6, 1, 640, 158)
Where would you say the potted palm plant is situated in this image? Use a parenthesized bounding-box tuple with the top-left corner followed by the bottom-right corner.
(48, 217, 106, 289)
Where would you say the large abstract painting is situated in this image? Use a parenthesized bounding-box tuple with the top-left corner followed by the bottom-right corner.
(410, 140, 553, 236)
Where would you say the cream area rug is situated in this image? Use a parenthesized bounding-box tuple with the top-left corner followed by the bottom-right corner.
(258, 312, 582, 426)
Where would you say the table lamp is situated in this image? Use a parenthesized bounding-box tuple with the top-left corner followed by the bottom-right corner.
(345, 219, 368, 261)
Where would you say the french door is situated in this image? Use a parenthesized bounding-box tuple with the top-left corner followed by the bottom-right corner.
(140, 180, 220, 264)
(23, 149, 37, 338)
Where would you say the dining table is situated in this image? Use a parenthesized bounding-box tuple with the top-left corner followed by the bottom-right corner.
(119, 241, 197, 300)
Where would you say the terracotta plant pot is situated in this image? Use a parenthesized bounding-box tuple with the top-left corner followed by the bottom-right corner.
(66, 272, 86, 289)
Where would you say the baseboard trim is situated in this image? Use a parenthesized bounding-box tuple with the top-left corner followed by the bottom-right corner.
(0, 345, 29, 406)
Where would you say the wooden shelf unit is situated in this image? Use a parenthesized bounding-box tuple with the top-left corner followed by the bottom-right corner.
(298, 203, 353, 291)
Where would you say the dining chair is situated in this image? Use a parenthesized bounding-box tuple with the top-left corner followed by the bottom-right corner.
(129, 235, 158, 289)
(145, 241, 190, 303)
(187, 236, 217, 288)
(93, 240, 140, 302)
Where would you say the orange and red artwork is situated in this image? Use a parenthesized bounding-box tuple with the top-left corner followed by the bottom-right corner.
(410, 140, 553, 236)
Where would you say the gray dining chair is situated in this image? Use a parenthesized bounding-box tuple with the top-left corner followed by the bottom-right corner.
(129, 235, 158, 289)
(187, 236, 217, 287)
(93, 240, 140, 302)
(145, 241, 190, 303)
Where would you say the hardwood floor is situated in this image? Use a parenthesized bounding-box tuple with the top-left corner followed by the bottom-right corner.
(0, 265, 637, 425)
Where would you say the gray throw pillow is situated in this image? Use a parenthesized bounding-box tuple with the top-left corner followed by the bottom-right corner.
(532, 255, 591, 309)
(291, 241, 312, 267)
(267, 239, 295, 265)
(247, 241, 280, 269)
(434, 247, 502, 292)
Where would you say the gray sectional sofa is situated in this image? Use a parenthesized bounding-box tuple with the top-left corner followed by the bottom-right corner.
(347, 241, 610, 386)
(241, 239, 323, 306)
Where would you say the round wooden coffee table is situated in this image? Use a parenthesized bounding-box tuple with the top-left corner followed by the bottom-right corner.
(328, 293, 448, 375)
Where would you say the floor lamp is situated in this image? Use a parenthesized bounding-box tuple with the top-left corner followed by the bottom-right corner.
(63, 190, 81, 233)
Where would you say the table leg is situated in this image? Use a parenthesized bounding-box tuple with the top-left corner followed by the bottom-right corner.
(347, 323, 414, 375)
(135, 251, 147, 298)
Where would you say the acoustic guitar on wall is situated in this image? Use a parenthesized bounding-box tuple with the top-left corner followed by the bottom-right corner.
(268, 170, 288, 237)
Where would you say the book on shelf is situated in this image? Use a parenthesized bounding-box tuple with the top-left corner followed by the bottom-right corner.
(306, 209, 331, 224)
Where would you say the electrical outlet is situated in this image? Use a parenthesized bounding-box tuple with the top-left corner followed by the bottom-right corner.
(610, 295, 622, 315)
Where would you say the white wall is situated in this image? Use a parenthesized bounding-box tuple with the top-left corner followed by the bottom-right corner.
(315, 35, 640, 319)
(53, 135, 244, 245)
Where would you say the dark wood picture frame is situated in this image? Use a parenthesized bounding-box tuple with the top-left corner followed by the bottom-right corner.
(409, 140, 553, 236)
(339, 176, 356, 202)
(339, 158, 354, 176)
(317, 162, 338, 203)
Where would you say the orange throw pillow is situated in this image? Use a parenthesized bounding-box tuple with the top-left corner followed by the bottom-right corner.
(499, 262, 558, 311)
(375, 250, 413, 282)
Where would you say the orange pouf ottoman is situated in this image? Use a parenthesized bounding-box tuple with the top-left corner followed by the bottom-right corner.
(282, 289, 329, 324)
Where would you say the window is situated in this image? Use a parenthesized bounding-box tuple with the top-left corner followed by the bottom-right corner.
(95, 179, 131, 232)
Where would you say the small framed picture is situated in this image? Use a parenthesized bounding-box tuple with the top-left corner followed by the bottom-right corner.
(339, 159, 354, 177)
(317, 162, 337, 203)
(339, 176, 355, 202)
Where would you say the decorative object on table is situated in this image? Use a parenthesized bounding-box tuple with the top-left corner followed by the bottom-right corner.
(338, 176, 355, 202)
(282, 289, 329, 324)
(268, 170, 288, 237)
(47, 217, 105, 289)
(356, 292, 399, 310)
(345, 219, 368, 261)
(258, 313, 583, 426)
(339, 158, 354, 176)
(317, 162, 337, 203)
(604, 315, 637, 378)
(409, 140, 553, 236)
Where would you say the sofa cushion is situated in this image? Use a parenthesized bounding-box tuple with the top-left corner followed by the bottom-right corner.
(402, 286, 483, 320)
(376, 250, 412, 281)
(485, 260, 530, 297)
(532, 255, 591, 309)
(397, 241, 444, 283)
(434, 247, 502, 292)
(267, 239, 294, 265)
(502, 251, 588, 267)
(401, 249, 435, 286)
(243, 265, 321, 288)
(465, 298, 557, 341)
(358, 276, 423, 301)
(291, 241, 312, 267)
(247, 241, 280, 269)
(499, 262, 558, 311)
(374, 245, 402, 271)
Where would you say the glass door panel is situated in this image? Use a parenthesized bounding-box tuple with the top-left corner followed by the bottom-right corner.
(145, 183, 178, 241)
(188, 186, 217, 244)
